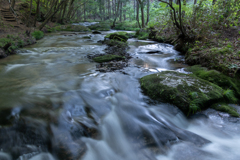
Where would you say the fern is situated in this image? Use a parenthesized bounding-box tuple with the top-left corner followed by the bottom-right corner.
(223, 89, 237, 103)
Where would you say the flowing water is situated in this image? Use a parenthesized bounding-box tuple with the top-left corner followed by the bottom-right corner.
(0, 29, 240, 160)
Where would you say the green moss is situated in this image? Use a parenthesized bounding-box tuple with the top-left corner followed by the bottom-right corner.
(223, 89, 238, 103)
(82, 36, 91, 39)
(105, 40, 128, 48)
(105, 32, 134, 39)
(53, 25, 90, 32)
(211, 103, 239, 117)
(93, 54, 125, 63)
(105, 33, 128, 42)
(140, 71, 225, 115)
(31, 30, 44, 40)
(187, 65, 240, 97)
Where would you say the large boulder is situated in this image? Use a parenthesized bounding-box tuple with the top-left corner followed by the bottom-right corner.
(140, 71, 230, 115)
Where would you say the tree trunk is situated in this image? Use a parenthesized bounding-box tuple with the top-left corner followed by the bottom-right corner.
(39, 0, 66, 30)
(66, 0, 75, 19)
(194, 0, 197, 4)
(84, 0, 86, 21)
(137, 0, 145, 28)
(112, 0, 121, 28)
(120, 2, 122, 22)
(146, 0, 150, 25)
(140, 2, 145, 28)
(123, 2, 126, 20)
(134, 0, 136, 20)
(44, 0, 56, 19)
(27, 0, 33, 27)
(136, 0, 141, 28)
(61, 0, 68, 23)
(34, 0, 40, 27)
(11, 0, 16, 9)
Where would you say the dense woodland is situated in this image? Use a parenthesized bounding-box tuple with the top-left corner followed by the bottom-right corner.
(7, 0, 239, 30)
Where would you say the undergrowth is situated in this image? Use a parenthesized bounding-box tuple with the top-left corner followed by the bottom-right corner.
(31, 30, 44, 40)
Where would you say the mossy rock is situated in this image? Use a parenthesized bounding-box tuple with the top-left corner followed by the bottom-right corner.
(93, 54, 125, 63)
(82, 36, 91, 39)
(211, 103, 239, 117)
(53, 25, 90, 32)
(187, 65, 240, 97)
(140, 71, 226, 115)
(105, 32, 134, 39)
(88, 23, 111, 31)
(108, 33, 128, 42)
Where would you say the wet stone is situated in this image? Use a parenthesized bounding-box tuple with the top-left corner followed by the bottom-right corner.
(92, 31, 101, 34)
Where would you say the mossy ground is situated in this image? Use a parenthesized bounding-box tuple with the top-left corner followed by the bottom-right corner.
(185, 36, 240, 77)
(93, 54, 125, 63)
(51, 25, 90, 32)
(0, 33, 36, 56)
(140, 71, 238, 116)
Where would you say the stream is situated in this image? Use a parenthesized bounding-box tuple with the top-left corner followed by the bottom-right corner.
(0, 28, 240, 160)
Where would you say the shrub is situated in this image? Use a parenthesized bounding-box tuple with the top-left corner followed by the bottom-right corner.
(31, 30, 44, 40)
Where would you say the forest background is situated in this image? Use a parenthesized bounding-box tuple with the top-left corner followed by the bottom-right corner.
(0, 0, 240, 77)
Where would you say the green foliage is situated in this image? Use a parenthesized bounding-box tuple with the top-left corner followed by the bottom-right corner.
(0, 38, 13, 48)
(93, 54, 125, 63)
(135, 29, 149, 40)
(31, 30, 44, 40)
(17, 40, 24, 47)
(114, 21, 139, 31)
(211, 103, 239, 117)
(105, 40, 128, 48)
(209, 47, 233, 55)
(223, 89, 238, 103)
(88, 22, 110, 31)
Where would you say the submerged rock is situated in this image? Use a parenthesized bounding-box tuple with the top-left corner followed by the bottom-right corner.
(93, 54, 125, 63)
(140, 71, 226, 115)
(29, 153, 55, 160)
(0, 152, 11, 160)
(92, 31, 101, 34)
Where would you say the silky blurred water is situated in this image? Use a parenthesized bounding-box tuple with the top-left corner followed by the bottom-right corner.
(0, 29, 239, 160)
